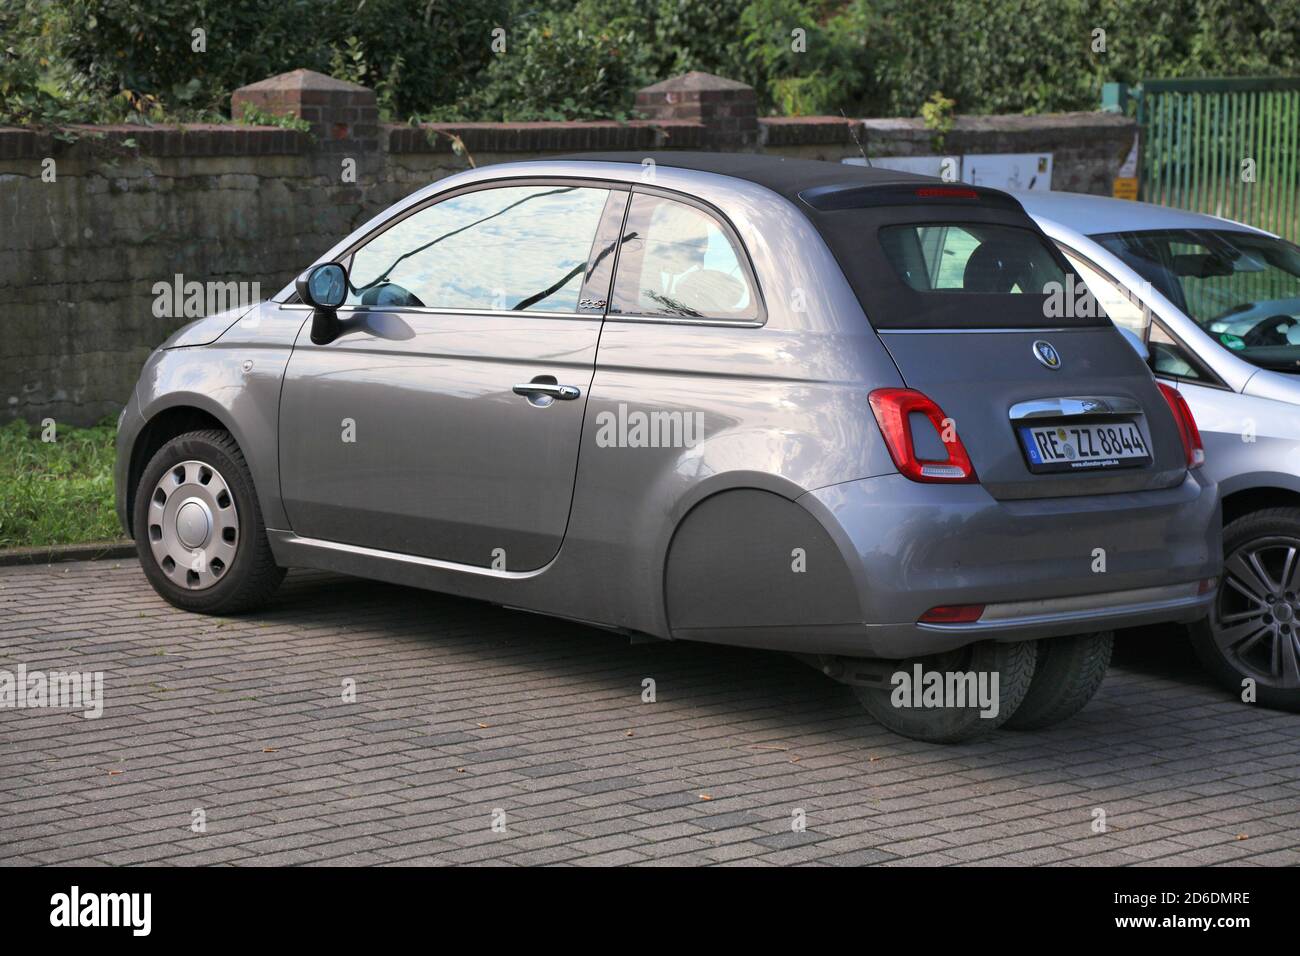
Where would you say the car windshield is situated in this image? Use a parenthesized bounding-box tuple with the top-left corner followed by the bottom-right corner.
(1091, 228, 1300, 373)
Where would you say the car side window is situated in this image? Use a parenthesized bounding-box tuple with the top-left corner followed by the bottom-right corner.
(346, 184, 609, 312)
(1062, 251, 1150, 337)
(609, 193, 758, 320)
(1149, 322, 1207, 381)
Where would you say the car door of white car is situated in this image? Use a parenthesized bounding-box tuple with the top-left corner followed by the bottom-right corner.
(1061, 246, 1300, 490)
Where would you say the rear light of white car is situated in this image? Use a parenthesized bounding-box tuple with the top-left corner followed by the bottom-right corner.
(1157, 382, 1205, 468)
(869, 388, 977, 483)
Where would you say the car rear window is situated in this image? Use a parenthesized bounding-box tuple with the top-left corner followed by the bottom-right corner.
(792, 189, 1110, 330)
(880, 223, 1067, 294)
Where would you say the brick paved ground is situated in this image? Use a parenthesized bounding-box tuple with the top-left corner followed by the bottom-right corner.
(1, 558, 1296, 867)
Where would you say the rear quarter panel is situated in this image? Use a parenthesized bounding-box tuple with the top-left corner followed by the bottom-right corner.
(1176, 379, 1300, 497)
(561, 171, 903, 634)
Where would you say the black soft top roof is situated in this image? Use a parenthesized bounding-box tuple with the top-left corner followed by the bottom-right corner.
(565, 150, 937, 199)
(561, 152, 1105, 331)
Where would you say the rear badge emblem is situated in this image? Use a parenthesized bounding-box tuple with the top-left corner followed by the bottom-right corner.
(1033, 340, 1061, 369)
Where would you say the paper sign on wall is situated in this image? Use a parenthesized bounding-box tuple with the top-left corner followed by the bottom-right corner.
(843, 153, 1054, 192)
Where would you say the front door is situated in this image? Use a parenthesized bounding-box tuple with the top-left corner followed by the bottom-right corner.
(278, 181, 627, 571)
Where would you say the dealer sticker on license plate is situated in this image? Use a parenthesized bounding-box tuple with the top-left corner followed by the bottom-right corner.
(1018, 420, 1150, 473)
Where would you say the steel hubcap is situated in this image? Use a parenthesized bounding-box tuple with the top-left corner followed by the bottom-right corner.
(1211, 536, 1300, 689)
(147, 459, 239, 591)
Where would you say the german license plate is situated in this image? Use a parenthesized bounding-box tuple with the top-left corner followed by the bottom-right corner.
(1018, 419, 1149, 473)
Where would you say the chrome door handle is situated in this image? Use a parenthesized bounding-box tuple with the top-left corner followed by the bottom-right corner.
(513, 382, 581, 400)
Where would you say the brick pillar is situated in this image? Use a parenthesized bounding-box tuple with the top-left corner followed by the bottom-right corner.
(231, 69, 377, 153)
(635, 72, 758, 150)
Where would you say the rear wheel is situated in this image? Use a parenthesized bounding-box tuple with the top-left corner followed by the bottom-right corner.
(1003, 631, 1113, 730)
(1190, 508, 1300, 712)
(133, 429, 284, 614)
(852, 639, 1037, 743)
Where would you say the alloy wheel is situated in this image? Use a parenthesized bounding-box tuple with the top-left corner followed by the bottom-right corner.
(1211, 535, 1300, 689)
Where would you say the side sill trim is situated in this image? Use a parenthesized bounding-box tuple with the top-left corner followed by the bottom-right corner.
(266, 530, 553, 580)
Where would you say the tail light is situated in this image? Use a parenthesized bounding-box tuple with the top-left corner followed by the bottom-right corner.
(868, 388, 977, 483)
(919, 604, 985, 624)
(1157, 382, 1205, 468)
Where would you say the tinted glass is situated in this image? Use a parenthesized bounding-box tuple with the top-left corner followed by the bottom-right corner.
(1063, 252, 1149, 336)
(1149, 322, 1208, 381)
(347, 185, 608, 312)
(880, 223, 1067, 294)
(610, 194, 757, 320)
(1092, 228, 1300, 373)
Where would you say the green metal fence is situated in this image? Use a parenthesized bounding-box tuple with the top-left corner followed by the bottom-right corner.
(1125, 78, 1300, 244)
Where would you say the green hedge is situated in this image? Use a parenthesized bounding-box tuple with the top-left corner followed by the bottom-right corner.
(858, 0, 1300, 116)
(4, 0, 1300, 126)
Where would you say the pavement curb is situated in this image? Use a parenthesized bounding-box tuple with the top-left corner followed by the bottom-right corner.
(0, 539, 136, 567)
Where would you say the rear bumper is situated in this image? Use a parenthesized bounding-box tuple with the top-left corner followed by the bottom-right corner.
(675, 579, 1212, 658)
(683, 469, 1220, 659)
(899, 579, 1211, 655)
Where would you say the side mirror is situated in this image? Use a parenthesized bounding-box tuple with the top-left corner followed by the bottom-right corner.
(1118, 326, 1150, 363)
(295, 263, 348, 345)
(295, 262, 348, 310)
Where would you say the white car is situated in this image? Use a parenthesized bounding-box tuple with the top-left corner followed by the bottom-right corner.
(1019, 191, 1300, 711)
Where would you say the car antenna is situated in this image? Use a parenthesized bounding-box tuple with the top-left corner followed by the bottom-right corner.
(842, 109, 871, 167)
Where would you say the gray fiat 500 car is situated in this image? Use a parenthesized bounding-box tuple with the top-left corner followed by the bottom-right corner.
(115, 153, 1221, 742)
(1019, 189, 1300, 711)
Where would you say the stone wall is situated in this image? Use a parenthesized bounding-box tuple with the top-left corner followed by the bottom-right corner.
(0, 70, 1137, 425)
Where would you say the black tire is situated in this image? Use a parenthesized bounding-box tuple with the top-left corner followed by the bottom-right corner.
(1003, 631, 1113, 730)
(852, 639, 1037, 743)
(133, 429, 285, 614)
(1190, 507, 1300, 713)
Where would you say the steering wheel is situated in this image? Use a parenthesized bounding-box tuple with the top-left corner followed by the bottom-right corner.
(360, 282, 425, 308)
(1241, 314, 1295, 347)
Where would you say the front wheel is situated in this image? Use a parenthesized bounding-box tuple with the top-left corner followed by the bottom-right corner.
(1190, 508, 1300, 712)
(133, 429, 285, 614)
(852, 640, 1037, 743)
